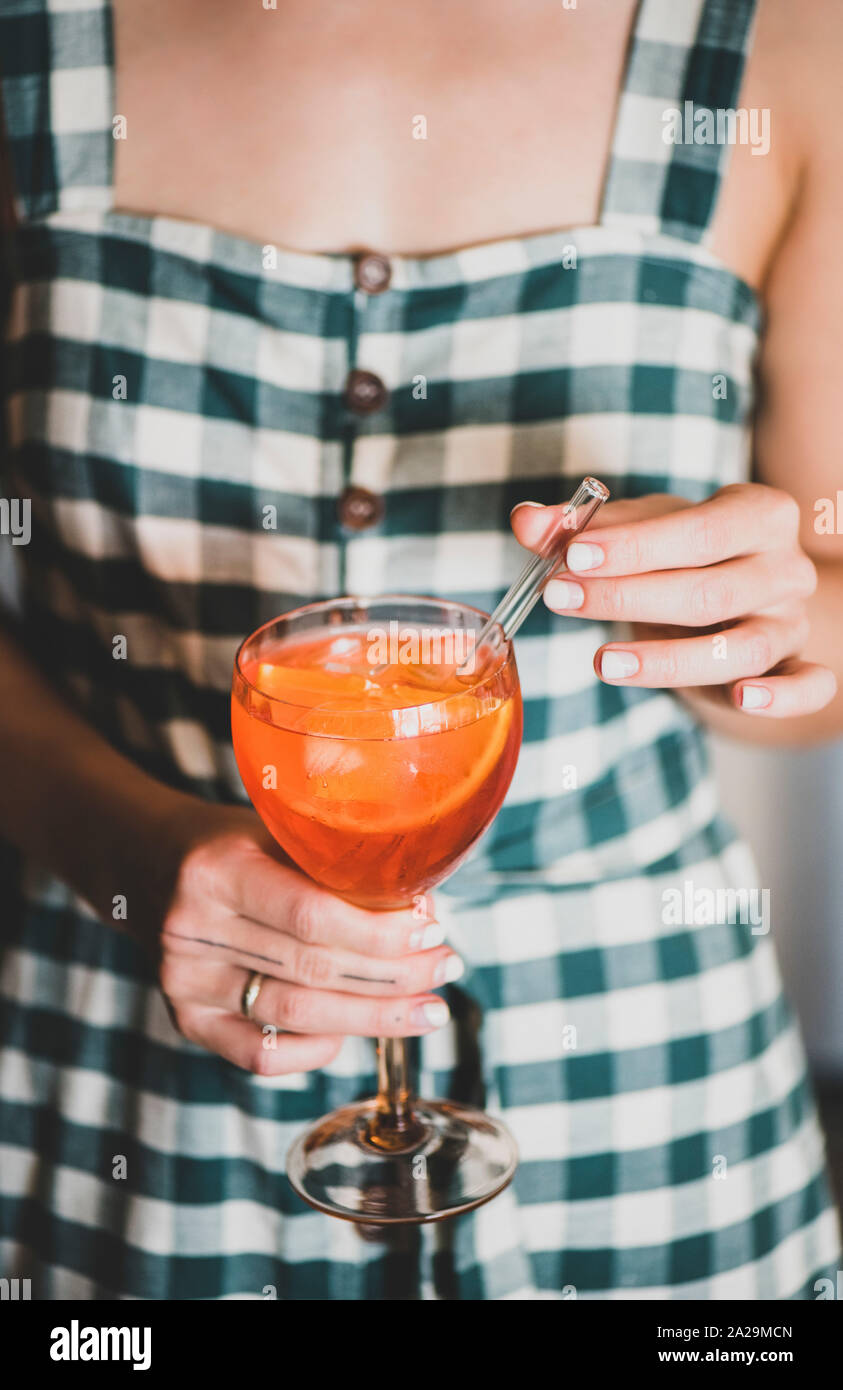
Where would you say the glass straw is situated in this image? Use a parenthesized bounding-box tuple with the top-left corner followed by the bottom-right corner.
(460, 475, 610, 676)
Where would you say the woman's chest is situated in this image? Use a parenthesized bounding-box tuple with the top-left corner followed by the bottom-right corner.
(111, 0, 636, 256)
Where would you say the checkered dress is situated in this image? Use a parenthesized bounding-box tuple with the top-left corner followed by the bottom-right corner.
(0, 0, 839, 1300)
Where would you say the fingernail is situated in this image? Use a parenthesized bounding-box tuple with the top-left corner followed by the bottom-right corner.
(434, 954, 465, 986)
(543, 578, 584, 611)
(741, 684, 772, 710)
(410, 921, 445, 951)
(510, 500, 545, 518)
(601, 650, 639, 679)
(412, 1000, 450, 1029)
(566, 542, 604, 572)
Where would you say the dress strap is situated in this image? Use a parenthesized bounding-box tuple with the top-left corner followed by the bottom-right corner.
(0, 0, 114, 223)
(600, 0, 759, 245)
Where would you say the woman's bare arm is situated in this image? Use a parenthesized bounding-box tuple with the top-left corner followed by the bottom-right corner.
(733, 0, 843, 745)
(0, 618, 192, 927)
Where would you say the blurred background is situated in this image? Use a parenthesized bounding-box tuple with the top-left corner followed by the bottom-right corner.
(713, 737, 843, 1212)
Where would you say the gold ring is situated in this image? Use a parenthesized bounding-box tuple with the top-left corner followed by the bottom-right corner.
(241, 970, 265, 1021)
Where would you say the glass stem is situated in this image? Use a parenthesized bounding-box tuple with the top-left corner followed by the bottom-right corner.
(369, 1037, 424, 1149)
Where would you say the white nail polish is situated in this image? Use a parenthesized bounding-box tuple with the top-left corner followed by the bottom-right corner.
(418, 1001, 450, 1029)
(566, 542, 604, 572)
(434, 955, 465, 986)
(410, 921, 445, 951)
(601, 650, 639, 679)
(543, 578, 585, 610)
(741, 685, 771, 710)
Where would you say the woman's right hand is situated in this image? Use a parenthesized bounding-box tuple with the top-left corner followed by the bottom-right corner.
(153, 804, 461, 1076)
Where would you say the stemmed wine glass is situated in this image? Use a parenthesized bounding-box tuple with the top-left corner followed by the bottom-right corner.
(232, 596, 522, 1223)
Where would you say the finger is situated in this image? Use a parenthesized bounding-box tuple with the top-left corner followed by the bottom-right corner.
(193, 840, 441, 958)
(561, 484, 801, 577)
(732, 660, 838, 718)
(162, 931, 464, 997)
(252, 977, 451, 1038)
(164, 908, 446, 982)
(178, 1003, 344, 1075)
(593, 613, 807, 688)
(544, 551, 816, 626)
(167, 961, 452, 1037)
(511, 493, 684, 554)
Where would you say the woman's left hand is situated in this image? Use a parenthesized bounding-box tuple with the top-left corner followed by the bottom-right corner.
(511, 483, 837, 719)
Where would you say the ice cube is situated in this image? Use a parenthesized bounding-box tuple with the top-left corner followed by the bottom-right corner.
(302, 736, 365, 787)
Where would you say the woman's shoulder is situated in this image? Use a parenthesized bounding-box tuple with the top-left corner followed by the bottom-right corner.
(752, 0, 842, 156)
(708, 0, 841, 293)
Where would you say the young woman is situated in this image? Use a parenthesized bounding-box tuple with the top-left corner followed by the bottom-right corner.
(0, 0, 840, 1299)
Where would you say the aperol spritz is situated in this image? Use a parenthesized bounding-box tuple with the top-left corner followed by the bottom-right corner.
(232, 621, 520, 910)
(231, 596, 523, 1223)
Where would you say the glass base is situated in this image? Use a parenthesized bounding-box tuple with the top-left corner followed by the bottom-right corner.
(286, 1099, 518, 1224)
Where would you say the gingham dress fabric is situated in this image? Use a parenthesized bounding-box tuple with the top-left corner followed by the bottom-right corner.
(0, 0, 839, 1300)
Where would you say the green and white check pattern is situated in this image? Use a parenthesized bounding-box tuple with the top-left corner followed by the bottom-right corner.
(0, 0, 838, 1298)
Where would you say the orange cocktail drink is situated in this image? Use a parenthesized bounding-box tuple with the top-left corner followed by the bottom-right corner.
(232, 616, 521, 909)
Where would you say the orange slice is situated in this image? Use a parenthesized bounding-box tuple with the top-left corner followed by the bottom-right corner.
(294, 694, 515, 832)
(253, 662, 372, 706)
(417, 696, 515, 824)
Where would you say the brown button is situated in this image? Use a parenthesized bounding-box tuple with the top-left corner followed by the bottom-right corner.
(355, 253, 392, 294)
(337, 485, 385, 531)
(344, 368, 389, 415)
